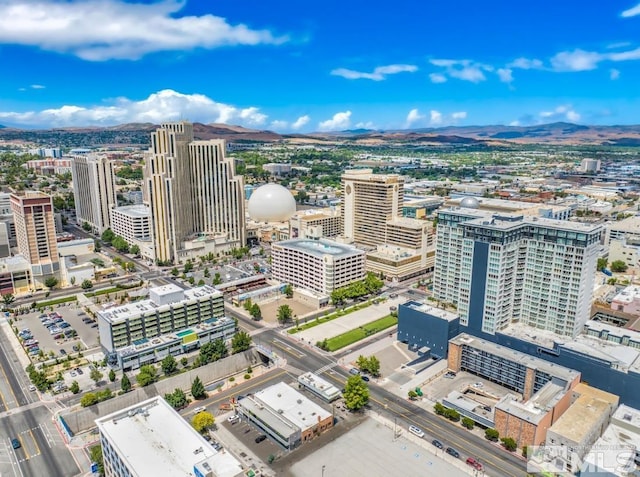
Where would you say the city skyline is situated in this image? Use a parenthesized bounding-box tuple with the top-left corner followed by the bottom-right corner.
(1, 1, 640, 130)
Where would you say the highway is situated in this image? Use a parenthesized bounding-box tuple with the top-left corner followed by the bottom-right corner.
(257, 327, 526, 477)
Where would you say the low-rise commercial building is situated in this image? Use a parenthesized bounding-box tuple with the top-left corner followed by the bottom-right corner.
(0, 255, 32, 296)
(97, 284, 234, 369)
(237, 382, 333, 450)
(271, 239, 365, 295)
(96, 396, 244, 477)
(297, 372, 341, 402)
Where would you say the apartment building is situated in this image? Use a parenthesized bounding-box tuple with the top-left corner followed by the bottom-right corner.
(434, 206, 602, 338)
(109, 205, 154, 261)
(97, 284, 234, 369)
(10, 192, 59, 283)
(71, 154, 117, 233)
(271, 238, 365, 295)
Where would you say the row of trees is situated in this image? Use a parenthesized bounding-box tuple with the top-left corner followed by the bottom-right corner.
(100, 228, 140, 256)
(355, 355, 381, 377)
(330, 272, 384, 306)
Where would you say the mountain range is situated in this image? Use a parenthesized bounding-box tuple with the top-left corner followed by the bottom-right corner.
(1, 121, 640, 147)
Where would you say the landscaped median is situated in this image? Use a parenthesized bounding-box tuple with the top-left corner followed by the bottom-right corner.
(318, 314, 397, 352)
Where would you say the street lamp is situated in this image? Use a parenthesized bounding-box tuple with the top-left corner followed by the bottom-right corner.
(322, 464, 326, 477)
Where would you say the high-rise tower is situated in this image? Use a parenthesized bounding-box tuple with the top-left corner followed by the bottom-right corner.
(144, 122, 245, 264)
(71, 154, 117, 233)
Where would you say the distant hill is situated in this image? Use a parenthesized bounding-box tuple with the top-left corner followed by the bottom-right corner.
(2, 121, 640, 147)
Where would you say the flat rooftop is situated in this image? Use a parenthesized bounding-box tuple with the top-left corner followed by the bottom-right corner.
(298, 372, 341, 401)
(386, 217, 427, 229)
(446, 197, 569, 214)
(440, 207, 602, 233)
(274, 238, 364, 259)
(255, 382, 332, 431)
(548, 392, 617, 444)
(96, 397, 243, 477)
(112, 204, 150, 218)
(496, 393, 548, 424)
(404, 301, 459, 322)
(450, 333, 580, 383)
(611, 285, 640, 305)
(97, 284, 222, 324)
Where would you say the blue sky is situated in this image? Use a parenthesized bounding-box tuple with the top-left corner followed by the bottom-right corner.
(1, 0, 640, 131)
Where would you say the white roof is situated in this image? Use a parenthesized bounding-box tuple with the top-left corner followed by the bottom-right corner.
(254, 382, 331, 431)
(96, 397, 243, 477)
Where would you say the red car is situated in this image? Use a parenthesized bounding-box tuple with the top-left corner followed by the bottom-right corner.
(466, 457, 483, 470)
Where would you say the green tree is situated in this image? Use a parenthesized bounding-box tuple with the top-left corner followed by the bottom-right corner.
(501, 437, 517, 452)
(485, 428, 499, 441)
(130, 244, 140, 256)
(164, 388, 188, 409)
(81, 279, 93, 290)
(44, 277, 58, 289)
(191, 376, 207, 400)
(112, 236, 130, 253)
(212, 272, 222, 285)
(434, 402, 446, 415)
(199, 339, 228, 364)
(203, 267, 210, 278)
(94, 239, 101, 252)
(277, 304, 293, 324)
(231, 330, 252, 354)
(183, 260, 193, 274)
(283, 284, 294, 298)
(101, 228, 115, 244)
(2, 293, 15, 306)
(108, 369, 116, 382)
(89, 445, 104, 477)
(343, 375, 369, 411)
(444, 408, 461, 422)
(82, 221, 92, 232)
(90, 368, 103, 385)
(70, 381, 80, 394)
(80, 392, 98, 407)
(136, 365, 158, 387)
(597, 257, 608, 271)
(408, 389, 418, 400)
(191, 411, 215, 433)
(171, 267, 179, 277)
(250, 303, 262, 320)
(461, 417, 475, 429)
(121, 373, 131, 393)
(161, 355, 178, 375)
(611, 260, 628, 273)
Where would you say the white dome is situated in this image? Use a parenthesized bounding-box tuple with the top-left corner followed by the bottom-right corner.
(460, 197, 480, 209)
(247, 184, 297, 222)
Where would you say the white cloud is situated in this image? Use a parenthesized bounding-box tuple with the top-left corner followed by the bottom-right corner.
(0, 0, 286, 61)
(621, 3, 640, 17)
(538, 105, 581, 123)
(429, 73, 447, 83)
(508, 57, 544, 70)
(405, 108, 425, 128)
(269, 120, 288, 130)
(610, 68, 621, 80)
(0, 89, 271, 128)
(330, 64, 418, 81)
(550, 49, 603, 71)
(429, 110, 443, 126)
(30, 84, 45, 89)
(451, 111, 467, 120)
(608, 47, 640, 61)
(429, 59, 491, 83)
(355, 121, 375, 129)
(497, 68, 513, 83)
(291, 115, 310, 130)
(318, 111, 351, 131)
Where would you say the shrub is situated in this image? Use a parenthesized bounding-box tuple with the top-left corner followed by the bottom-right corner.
(485, 428, 499, 441)
(244, 374, 251, 380)
(501, 437, 517, 452)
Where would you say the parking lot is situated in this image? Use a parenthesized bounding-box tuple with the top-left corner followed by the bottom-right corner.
(425, 370, 517, 408)
(12, 302, 100, 360)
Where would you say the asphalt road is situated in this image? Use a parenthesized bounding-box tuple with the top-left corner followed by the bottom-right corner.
(259, 328, 526, 477)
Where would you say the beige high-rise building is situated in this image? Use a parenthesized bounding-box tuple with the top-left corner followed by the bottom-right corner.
(144, 122, 245, 264)
(71, 154, 117, 233)
(10, 192, 59, 279)
(341, 169, 404, 247)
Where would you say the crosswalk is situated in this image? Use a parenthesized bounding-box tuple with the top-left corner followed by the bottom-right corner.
(314, 362, 337, 374)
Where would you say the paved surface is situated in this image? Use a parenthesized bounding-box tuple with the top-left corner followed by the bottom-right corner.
(287, 416, 470, 477)
(295, 296, 406, 344)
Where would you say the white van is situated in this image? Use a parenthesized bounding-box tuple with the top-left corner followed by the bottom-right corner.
(193, 406, 206, 414)
(409, 425, 425, 438)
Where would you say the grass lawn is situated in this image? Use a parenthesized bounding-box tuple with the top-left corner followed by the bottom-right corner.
(36, 295, 78, 307)
(324, 315, 397, 352)
(287, 299, 380, 334)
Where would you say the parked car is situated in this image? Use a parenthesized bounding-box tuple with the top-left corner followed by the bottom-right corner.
(228, 414, 240, 423)
(432, 439, 444, 449)
(408, 425, 425, 438)
(254, 434, 267, 443)
(349, 368, 360, 375)
(446, 447, 460, 458)
(361, 375, 370, 382)
(60, 349, 67, 355)
(11, 438, 21, 449)
(193, 406, 206, 414)
(75, 368, 83, 375)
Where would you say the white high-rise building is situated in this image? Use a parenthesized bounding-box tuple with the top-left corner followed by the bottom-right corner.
(433, 205, 602, 338)
(71, 154, 117, 233)
(341, 169, 404, 247)
(144, 122, 245, 264)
